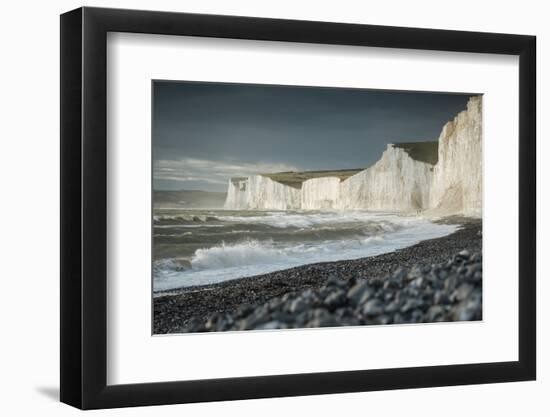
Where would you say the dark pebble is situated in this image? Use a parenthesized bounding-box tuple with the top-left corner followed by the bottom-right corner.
(154, 220, 482, 334)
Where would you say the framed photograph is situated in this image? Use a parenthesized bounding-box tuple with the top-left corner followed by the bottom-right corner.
(60, 7, 536, 409)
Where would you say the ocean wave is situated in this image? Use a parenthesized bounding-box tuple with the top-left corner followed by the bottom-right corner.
(154, 236, 395, 292)
(153, 214, 220, 225)
(153, 258, 192, 273)
(218, 211, 422, 231)
(188, 238, 387, 271)
(216, 211, 387, 228)
(154, 210, 411, 230)
(153, 224, 385, 245)
(152, 212, 459, 292)
(191, 240, 283, 270)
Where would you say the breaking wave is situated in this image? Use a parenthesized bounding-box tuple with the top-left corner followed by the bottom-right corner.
(153, 210, 458, 292)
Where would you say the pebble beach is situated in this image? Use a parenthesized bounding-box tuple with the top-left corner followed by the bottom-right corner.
(153, 217, 482, 334)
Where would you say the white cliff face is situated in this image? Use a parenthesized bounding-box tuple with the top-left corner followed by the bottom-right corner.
(224, 175, 301, 210)
(224, 178, 249, 210)
(301, 177, 341, 209)
(339, 145, 433, 211)
(224, 96, 482, 216)
(430, 96, 482, 216)
(246, 175, 301, 210)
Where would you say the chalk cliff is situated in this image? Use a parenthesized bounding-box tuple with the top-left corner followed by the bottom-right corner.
(301, 177, 341, 210)
(430, 96, 482, 216)
(224, 175, 301, 210)
(338, 144, 435, 211)
(223, 96, 482, 217)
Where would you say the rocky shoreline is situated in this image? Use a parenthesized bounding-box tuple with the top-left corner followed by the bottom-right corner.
(153, 217, 481, 334)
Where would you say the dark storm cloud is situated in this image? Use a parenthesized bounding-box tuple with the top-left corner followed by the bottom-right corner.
(153, 81, 472, 191)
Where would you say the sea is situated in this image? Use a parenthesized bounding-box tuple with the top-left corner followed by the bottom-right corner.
(152, 209, 458, 294)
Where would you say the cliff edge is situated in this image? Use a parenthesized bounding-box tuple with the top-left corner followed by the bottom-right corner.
(224, 96, 482, 217)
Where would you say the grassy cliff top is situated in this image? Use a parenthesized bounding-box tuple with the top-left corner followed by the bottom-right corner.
(391, 141, 439, 165)
(261, 168, 363, 189)
(229, 142, 438, 189)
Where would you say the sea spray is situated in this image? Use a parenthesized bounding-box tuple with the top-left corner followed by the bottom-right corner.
(153, 209, 458, 292)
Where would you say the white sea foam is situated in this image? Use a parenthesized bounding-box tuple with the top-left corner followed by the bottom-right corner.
(217, 210, 407, 229)
(191, 240, 283, 270)
(153, 214, 458, 292)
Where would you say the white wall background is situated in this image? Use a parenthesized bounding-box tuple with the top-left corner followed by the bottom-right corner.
(0, 0, 545, 415)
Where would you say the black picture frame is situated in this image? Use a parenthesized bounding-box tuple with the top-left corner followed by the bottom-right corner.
(60, 6, 536, 410)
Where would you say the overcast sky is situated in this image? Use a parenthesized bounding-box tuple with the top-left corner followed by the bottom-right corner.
(153, 81, 473, 191)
